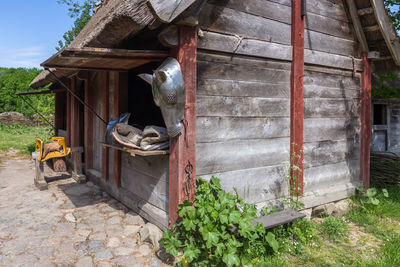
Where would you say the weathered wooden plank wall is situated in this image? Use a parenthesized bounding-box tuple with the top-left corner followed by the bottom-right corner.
(196, 0, 362, 205)
(389, 101, 400, 153)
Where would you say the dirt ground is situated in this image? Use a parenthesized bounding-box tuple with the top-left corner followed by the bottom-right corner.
(0, 157, 166, 267)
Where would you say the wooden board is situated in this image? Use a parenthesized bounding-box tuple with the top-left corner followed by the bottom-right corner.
(196, 138, 290, 175)
(102, 143, 169, 156)
(252, 209, 306, 229)
(101, 71, 109, 179)
(304, 99, 360, 118)
(41, 47, 169, 71)
(199, 164, 288, 204)
(304, 118, 360, 143)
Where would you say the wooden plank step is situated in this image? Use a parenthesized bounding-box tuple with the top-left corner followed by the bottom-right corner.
(363, 25, 380, 32)
(358, 7, 374, 16)
(251, 209, 306, 229)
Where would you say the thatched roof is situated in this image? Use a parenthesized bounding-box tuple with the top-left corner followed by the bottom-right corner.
(30, 0, 156, 89)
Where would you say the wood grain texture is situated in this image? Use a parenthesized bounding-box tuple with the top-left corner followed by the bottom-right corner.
(360, 53, 371, 189)
(84, 74, 94, 170)
(148, 0, 197, 23)
(71, 77, 81, 148)
(66, 89, 71, 147)
(199, 164, 288, 204)
(345, 0, 369, 52)
(290, 0, 305, 195)
(196, 138, 290, 175)
(101, 71, 109, 180)
(198, 3, 356, 56)
(304, 99, 360, 118)
(304, 118, 360, 143)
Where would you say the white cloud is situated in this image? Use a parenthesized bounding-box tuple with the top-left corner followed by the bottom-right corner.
(0, 46, 49, 68)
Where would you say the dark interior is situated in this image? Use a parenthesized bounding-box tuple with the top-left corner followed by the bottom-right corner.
(127, 62, 166, 129)
(373, 104, 387, 125)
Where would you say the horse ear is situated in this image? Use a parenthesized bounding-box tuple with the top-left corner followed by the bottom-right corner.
(154, 71, 167, 83)
(138, 73, 153, 85)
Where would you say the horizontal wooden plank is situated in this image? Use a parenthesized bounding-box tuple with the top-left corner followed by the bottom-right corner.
(304, 160, 360, 192)
(196, 117, 290, 143)
(208, 0, 353, 40)
(197, 58, 291, 83)
(121, 153, 168, 211)
(121, 153, 169, 181)
(304, 70, 361, 87)
(268, 0, 350, 22)
(198, 31, 363, 71)
(304, 99, 361, 118)
(197, 79, 290, 98)
(252, 209, 306, 229)
(304, 84, 361, 99)
(199, 165, 288, 203)
(304, 139, 361, 168)
(304, 118, 361, 143)
(196, 138, 290, 175)
(197, 95, 290, 117)
(199, 4, 356, 56)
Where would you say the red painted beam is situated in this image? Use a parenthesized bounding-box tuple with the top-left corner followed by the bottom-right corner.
(169, 25, 198, 227)
(66, 84, 71, 147)
(84, 74, 94, 170)
(71, 77, 81, 148)
(361, 52, 372, 189)
(290, 0, 305, 195)
(54, 92, 62, 137)
(102, 72, 110, 180)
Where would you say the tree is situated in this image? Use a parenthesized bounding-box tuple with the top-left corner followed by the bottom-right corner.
(56, 0, 96, 51)
(385, 0, 400, 32)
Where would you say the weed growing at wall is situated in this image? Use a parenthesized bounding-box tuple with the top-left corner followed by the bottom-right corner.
(159, 177, 279, 267)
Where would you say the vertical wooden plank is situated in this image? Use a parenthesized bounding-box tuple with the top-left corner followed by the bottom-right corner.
(66, 86, 71, 147)
(290, 0, 305, 195)
(102, 72, 110, 180)
(54, 92, 61, 136)
(360, 52, 371, 189)
(71, 77, 81, 148)
(84, 74, 94, 170)
(169, 25, 198, 227)
(113, 72, 121, 187)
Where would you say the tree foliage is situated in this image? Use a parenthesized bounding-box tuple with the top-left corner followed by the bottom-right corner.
(385, 0, 400, 32)
(0, 68, 54, 117)
(56, 0, 96, 51)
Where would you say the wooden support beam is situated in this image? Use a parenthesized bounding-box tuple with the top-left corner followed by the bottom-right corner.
(290, 0, 305, 196)
(169, 25, 198, 227)
(54, 92, 62, 136)
(148, 0, 197, 23)
(363, 25, 380, 32)
(346, 0, 369, 52)
(66, 85, 71, 147)
(112, 72, 128, 187)
(358, 7, 374, 16)
(360, 52, 372, 190)
(102, 72, 109, 181)
(84, 73, 94, 170)
(71, 76, 80, 148)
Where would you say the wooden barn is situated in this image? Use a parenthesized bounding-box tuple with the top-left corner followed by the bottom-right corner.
(29, 0, 400, 230)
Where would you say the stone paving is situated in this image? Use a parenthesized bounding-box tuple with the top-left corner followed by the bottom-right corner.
(0, 158, 169, 267)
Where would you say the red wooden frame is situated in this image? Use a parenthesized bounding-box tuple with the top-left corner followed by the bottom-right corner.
(361, 52, 372, 189)
(66, 84, 71, 147)
(102, 72, 110, 180)
(290, 0, 305, 195)
(84, 74, 94, 170)
(169, 25, 198, 227)
(71, 77, 81, 148)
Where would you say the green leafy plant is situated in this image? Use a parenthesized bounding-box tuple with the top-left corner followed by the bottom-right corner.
(320, 217, 349, 242)
(159, 177, 279, 267)
(357, 187, 390, 208)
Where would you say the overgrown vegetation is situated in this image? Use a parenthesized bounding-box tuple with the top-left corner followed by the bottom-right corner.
(0, 68, 54, 117)
(385, 0, 400, 32)
(56, 0, 96, 50)
(0, 123, 52, 156)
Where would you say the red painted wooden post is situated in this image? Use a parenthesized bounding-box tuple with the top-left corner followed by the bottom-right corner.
(84, 74, 94, 170)
(290, 0, 305, 195)
(71, 77, 81, 148)
(54, 92, 61, 137)
(361, 52, 372, 189)
(169, 25, 197, 227)
(102, 72, 110, 180)
(113, 72, 121, 187)
(66, 85, 71, 147)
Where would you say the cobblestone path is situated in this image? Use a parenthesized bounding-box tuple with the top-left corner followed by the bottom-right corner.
(0, 158, 167, 267)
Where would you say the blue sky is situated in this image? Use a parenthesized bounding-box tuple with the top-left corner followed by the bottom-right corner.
(0, 1, 75, 68)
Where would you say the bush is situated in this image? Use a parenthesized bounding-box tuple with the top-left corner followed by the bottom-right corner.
(159, 177, 279, 267)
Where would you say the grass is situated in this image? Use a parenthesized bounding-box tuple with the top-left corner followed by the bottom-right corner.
(0, 123, 53, 156)
(255, 183, 400, 267)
